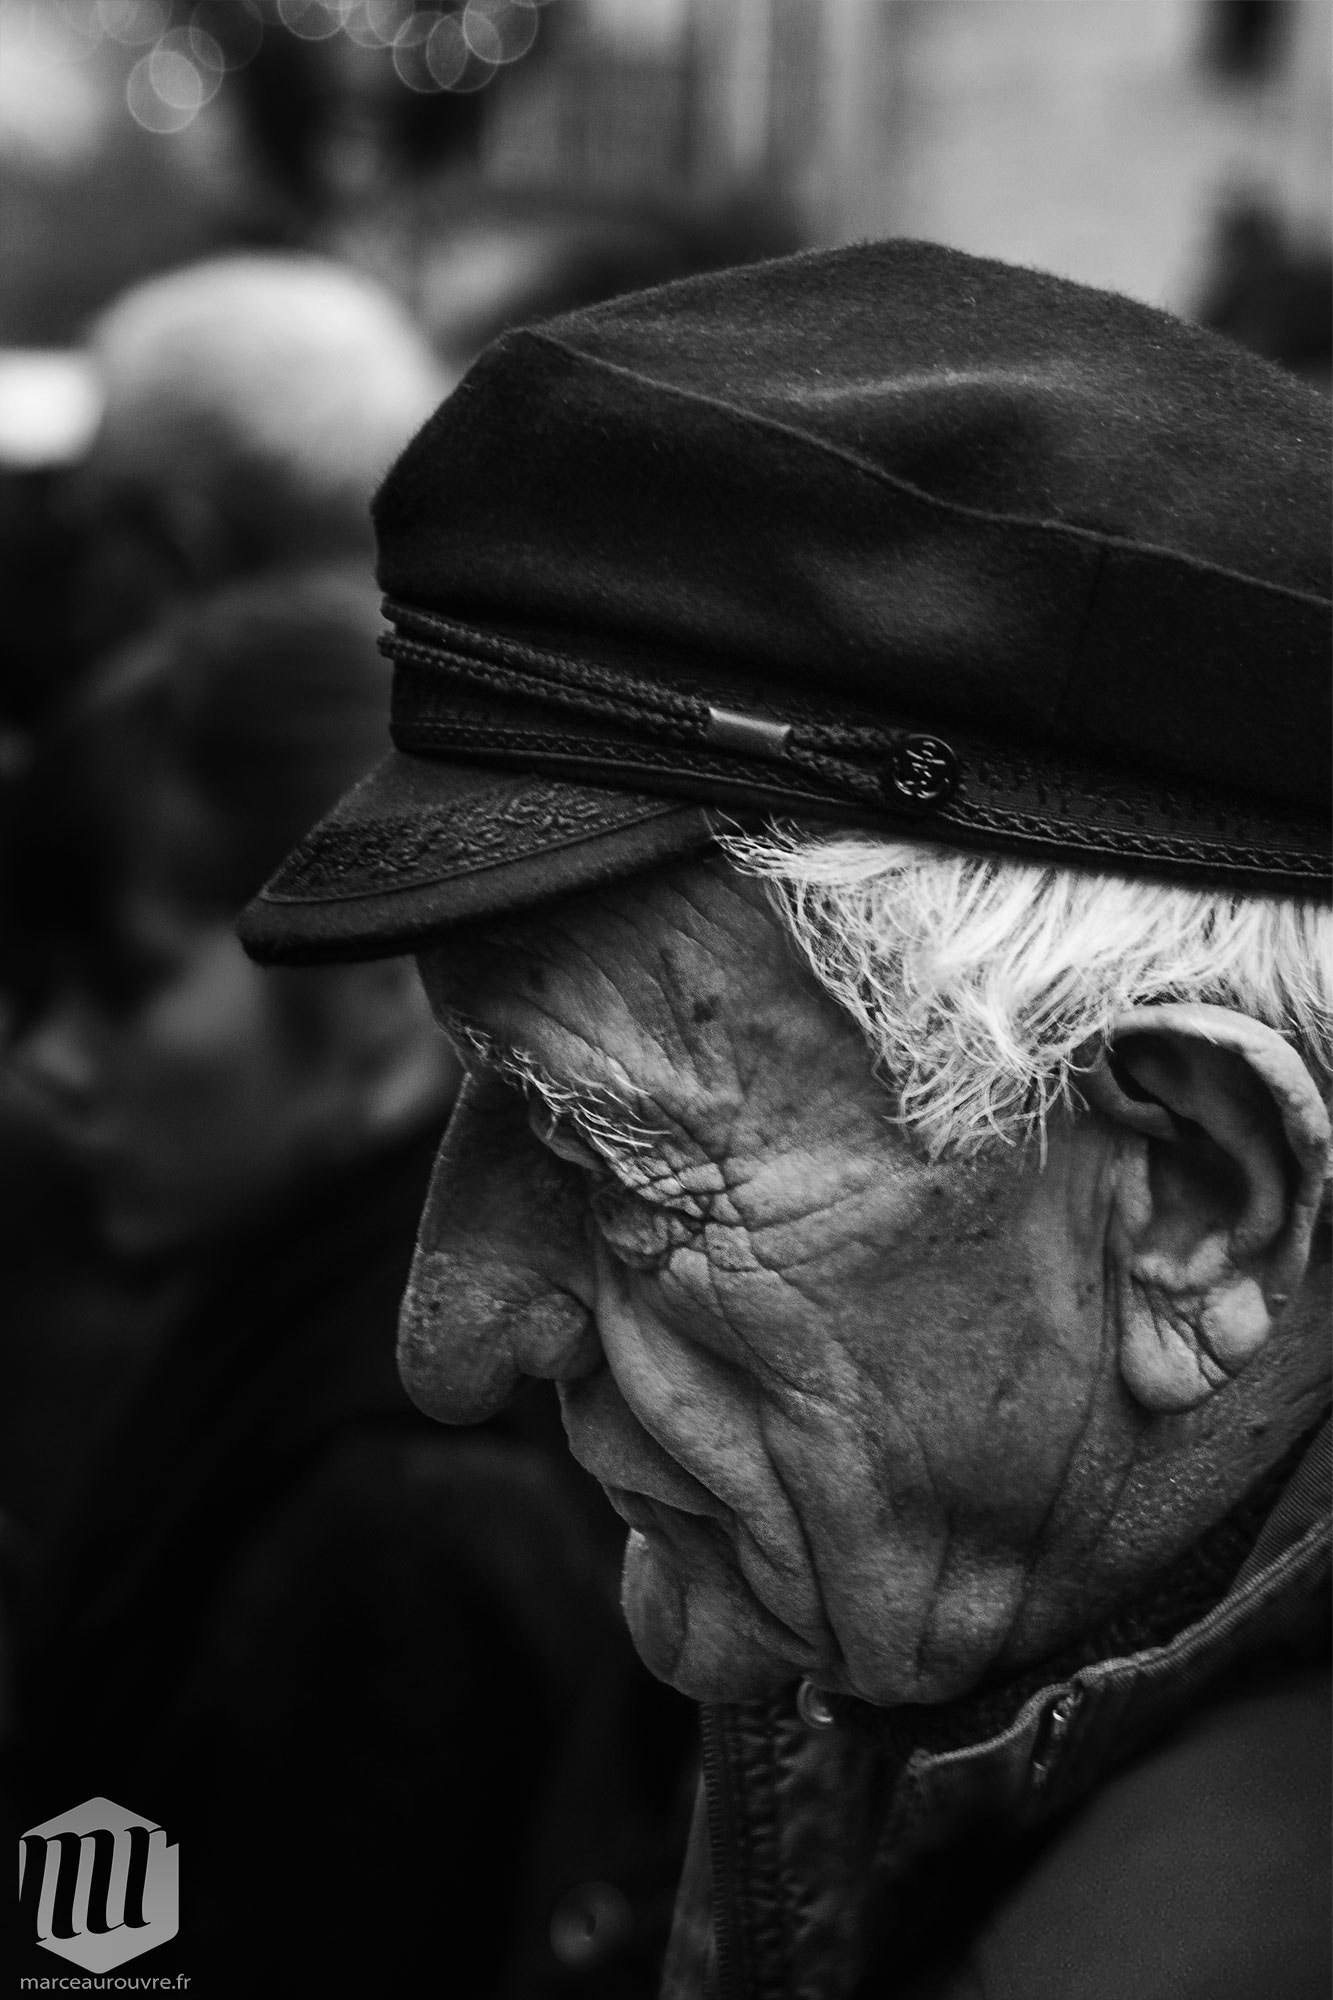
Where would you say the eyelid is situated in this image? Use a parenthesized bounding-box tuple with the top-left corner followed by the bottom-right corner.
(527, 1102, 604, 1170)
(526, 1102, 695, 1219)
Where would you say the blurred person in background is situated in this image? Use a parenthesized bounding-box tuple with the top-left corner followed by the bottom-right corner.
(0, 251, 451, 1556)
(0, 245, 455, 1665)
(5, 565, 692, 1996)
(70, 252, 449, 661)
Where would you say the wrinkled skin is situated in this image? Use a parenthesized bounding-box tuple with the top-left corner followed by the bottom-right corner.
(405, 860, 1326, 1706)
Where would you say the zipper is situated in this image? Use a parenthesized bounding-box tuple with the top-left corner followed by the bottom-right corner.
(700, 1705, 747, 2000)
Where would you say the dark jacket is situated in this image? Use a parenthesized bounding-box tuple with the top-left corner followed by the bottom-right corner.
(14, 1128, 693, 1998)
(662, 1422, 1331, 2000)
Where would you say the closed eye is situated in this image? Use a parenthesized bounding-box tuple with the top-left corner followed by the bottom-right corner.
(527, 1100, 704, 1233)
(527, 1101, 603, 1170)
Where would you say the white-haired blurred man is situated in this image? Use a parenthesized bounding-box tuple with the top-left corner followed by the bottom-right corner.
(240, 242, 1332, 1999)
(75, 253, 448, 644)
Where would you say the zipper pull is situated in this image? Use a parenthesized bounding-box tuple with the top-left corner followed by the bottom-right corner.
(1030, 1687, 1082, 1791)
(796, 1678, 838, 1729)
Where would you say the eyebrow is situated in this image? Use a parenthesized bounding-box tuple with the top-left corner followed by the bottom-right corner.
(437, 1008, 664, 1166)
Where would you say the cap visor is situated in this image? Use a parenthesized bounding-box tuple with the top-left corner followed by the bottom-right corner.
(236, 751, 724, 965)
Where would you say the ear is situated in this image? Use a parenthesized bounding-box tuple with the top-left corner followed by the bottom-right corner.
(1080, 1004, 1330, 1414)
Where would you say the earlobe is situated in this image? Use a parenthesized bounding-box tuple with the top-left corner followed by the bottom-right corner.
(1084, 1005, 1330, 1415)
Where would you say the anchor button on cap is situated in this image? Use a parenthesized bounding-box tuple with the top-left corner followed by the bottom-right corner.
(882, 734, 960, 810)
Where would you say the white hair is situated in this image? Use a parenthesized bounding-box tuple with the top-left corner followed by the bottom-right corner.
(722, 827, 1333, 1160)
(440, 1013, 662, 1169)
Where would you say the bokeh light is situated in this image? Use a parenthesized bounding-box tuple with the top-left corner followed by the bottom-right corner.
(460, 4, 503, 65)
(425, 13, 472, 89)
(190, 1, 263, 68)
(148, 44, 206, 109)
(61, 0, 551, 139)
(276, 0, 345, 43)
(342, 0, 411, 48)
(48, 0, 108, 60)
(97, 0, 169, 47)
(156, 27, 223, 100)
(468, 0, 539, 66)
(125, 49, 198, 131)
(391, 10, 439, 91)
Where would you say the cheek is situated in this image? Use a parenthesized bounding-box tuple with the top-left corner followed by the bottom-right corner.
(586, 1241, 862, 1584)
(588, 1238, 754, 1455)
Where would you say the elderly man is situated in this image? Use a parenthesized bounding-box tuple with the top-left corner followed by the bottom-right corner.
(240, 242, 1330, 1999)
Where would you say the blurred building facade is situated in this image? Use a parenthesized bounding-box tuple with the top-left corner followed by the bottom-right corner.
(482, 0, 1331, 321)
(3, 0, 1328, 731)
(3, 2, 1328, 348)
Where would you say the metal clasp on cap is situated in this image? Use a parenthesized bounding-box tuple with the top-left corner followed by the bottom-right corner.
(705, 705, 794, 762)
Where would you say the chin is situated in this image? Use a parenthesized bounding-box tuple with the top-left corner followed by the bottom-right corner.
(619, 1528, 816, 1703)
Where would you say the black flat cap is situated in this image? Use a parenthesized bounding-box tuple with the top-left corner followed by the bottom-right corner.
(239, 238, 1331, 966)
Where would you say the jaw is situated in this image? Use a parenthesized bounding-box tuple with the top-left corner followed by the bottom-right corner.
(620, 1525, 829, 1702)
(578, 1384, 1021, 1709)
(616, 1524, 984, 1708)
(615, 1465, 1062, 1708)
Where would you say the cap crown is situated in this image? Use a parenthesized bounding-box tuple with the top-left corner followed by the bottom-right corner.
(374, 239, 1330, 857)
(238, 241, 1333, 972)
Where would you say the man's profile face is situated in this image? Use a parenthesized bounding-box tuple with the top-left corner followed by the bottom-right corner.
(409, 859, 1123, 1707)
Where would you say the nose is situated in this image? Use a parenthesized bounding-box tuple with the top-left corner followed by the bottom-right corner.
(397, 1072, 603, 1423)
